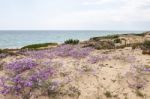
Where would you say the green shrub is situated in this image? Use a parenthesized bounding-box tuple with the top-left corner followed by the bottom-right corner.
(0, 49, 13, 54)
(84, 41, 115, 50)
(21, 43, 58, 49)
(0, 49, 16, 56)
(90, 37, 101, 41)
(114, 38, 121, 43)
(105, 35, 119, 39)
(104, 91, 112, 98)
(142, 40, 150, 49)
(136, 90, 144, 97)
(91, 35, 119, 41)
(0, 49, 9, 54)
(64, 39, 79, 45)
(133, 33, 145, 36)
(131, 43, 142, 49)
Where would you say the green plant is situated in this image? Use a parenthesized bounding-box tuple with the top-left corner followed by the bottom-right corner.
(135, 90, 144, 97)
(133, 33, 145, 36)
(104, 91, 112, 98)
(105, 35, 119, 39)
(91, 35, 119, 41)
(114, 38, 121, 43)
(64, 39, 79, 45)
(21, 43, 58, 49)
(0, 49, 8, 54)
(0, 49, 16, 56)
(142, 40, 150, 49)
(131, 43, 142, 49)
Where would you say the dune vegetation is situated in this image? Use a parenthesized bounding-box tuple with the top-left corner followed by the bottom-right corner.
(0, 32, 150, 99)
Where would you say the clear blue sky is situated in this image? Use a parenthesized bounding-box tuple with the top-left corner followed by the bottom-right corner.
(0, 0, 150, 30)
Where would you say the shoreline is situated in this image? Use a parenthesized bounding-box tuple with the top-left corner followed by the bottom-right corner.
(0, 31, 150, 99)
(0, 32, 147, 50)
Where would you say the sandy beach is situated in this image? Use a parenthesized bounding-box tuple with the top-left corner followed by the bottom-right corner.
(0, 0, 150, 98)
(0, 32, 150, 99)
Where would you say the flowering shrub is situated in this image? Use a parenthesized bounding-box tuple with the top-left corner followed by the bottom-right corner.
(0, 53, 7, 59)
(24, 50, 54, 59)
(112, 54, 136, 63)
(6, 58, 37, 74)
(0, 56, 54, 99)
(143, 65, 150, 72)
(24, 45, 93, 59)
(88, 55, 109, 64)
(126, 63, 149, 89)
(0, 67, 54, 99)
(0, 44, 94, 98)
(68, 47, 93, 59)
(53, 45, 74, 57)
(29, 67, 54, 84)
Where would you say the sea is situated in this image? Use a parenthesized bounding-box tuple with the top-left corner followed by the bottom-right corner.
(0, 30, 144, 49)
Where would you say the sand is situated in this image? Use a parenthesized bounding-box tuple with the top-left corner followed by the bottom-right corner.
(0, 47, 150, 99)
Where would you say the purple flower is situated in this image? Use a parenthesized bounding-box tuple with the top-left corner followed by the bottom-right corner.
(0, 53, 7, 58)
(143, 68, 150, 72)
(25, 82, 33, 87)
(6, 58, 37, 73)
(29, 67, 53, 82)
(88, 55, 109, 64)
(22, 45, 93, 59)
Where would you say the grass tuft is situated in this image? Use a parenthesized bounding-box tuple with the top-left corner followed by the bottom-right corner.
(135, 90, 144, 97)
(104, 91, 112, 98)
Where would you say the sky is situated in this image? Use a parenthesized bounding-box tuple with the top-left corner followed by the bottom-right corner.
(0, 0, 150, 30)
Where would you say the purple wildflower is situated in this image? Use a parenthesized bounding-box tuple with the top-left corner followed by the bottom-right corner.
(6, 58, 37, 73)
(88, 55, 109, 64)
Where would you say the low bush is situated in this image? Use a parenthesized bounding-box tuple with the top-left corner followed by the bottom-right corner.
(64, 39, 79, 45)
(104, 91, 112, 98)
(95, 41, 115, 50)
(21, 43, 58, 49)
(136, 90, 144, 97)
(0, 49, 8, 54)
(83, 41, 115, 50)
(0, 49, 16, 58)
(142, 40, 150, 49)
(114, 38, 121, 43)
(142, 50, 150, 55)
(133, 33, 145, 36)
(0, 58, 54, 99)
(91, 35, 119, 41)
(131, 43, 142, 49)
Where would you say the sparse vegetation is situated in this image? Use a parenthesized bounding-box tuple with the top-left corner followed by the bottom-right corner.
(104, 91, 112, 98)
(1, 32, 150, 99)
(0, 49, 8, 54)
(131, 43, 142, 49)
(133, 33, 145, 36)
(141, 40, 150, 54)
(84, 41, 115, 50)
(114, 38, 121, 43)
(0, 49, 16, 57)
(142, 40, 150, 49)
(21, 43, 58, 49)
(91, 35, 119, 41)
(135, 90, 144, 97)
(64, 39, 79, 45)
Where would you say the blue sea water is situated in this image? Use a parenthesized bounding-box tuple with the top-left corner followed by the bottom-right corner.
(0, 30, 144, 49)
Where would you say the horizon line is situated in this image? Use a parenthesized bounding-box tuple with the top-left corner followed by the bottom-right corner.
(0, 30, 148, 31)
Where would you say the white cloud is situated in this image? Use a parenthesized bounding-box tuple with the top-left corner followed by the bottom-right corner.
(46, 0, 150, 25)
(0, 0, 150, 30)
(83, 0, 111, 5)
